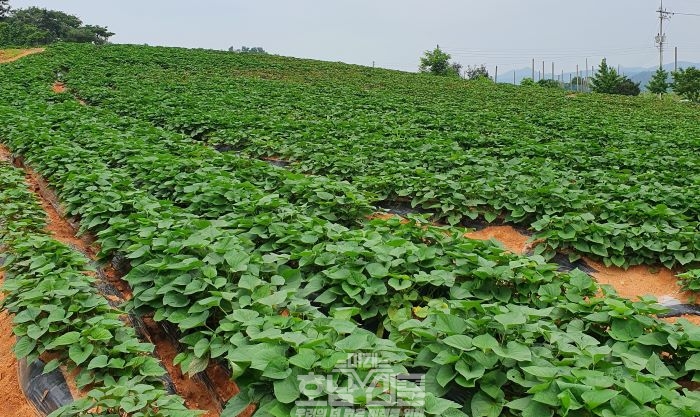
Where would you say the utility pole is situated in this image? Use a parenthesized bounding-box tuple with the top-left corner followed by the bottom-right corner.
(495, 66, 498, 83)
(551, 62, 554, 80)
(656, 0, 672, 69)
(542, 61, 545, 81)
(532, 59, 535, 80)
(585, 58, 588, 82)
(514, 72, 516, 85)
(674, 46, 678, 72)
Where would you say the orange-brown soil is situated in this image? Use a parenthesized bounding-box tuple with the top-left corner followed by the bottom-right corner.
(463, 225, 694, 305)
(142, 318, 222, 417)
(586, 257, 695, 304)
(23, 165, 98, 258)
(465, 226, 530, 254)
(52, 82, 67, 94)
(661, 315, 700, 326)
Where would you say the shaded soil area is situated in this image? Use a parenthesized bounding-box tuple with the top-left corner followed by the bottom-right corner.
(142, 319, 223, 417)
(23, 165, 99, 259)
(0, 48, 44, 64)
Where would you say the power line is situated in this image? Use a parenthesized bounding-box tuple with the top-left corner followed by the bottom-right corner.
(672, 12, 700, 16)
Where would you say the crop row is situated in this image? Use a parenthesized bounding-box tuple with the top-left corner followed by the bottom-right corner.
(1, 48, 700, 416)
(49, 43, 700, 270)
(0, 162, 196, 417)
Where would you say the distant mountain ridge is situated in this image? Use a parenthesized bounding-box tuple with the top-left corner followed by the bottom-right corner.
(499, 61, 699, 90)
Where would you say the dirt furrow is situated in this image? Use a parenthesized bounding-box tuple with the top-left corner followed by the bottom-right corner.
(1, 144, 227, 417)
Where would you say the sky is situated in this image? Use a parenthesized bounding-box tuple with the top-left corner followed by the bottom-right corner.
(9, 0, 700, 75)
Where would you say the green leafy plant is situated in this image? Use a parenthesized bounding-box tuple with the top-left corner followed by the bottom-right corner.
(2, 43, 700, 417)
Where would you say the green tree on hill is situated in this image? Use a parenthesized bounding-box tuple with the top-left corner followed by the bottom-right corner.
(229, 46, 267, 54)
(612, 77, 641, 96)
(590, 59, 621, 93)
(0, 0, 10, 19)
(419, 45, 461, 77)
(672, 67, 700, 103)
(590, 58, 640, 96)
(465, 64, 490, 81)
(0, 6, 113, 47)
(647, 68, 670, 96)
(537, 79, 560, 88)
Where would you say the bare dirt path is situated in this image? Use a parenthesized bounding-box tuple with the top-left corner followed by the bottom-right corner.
(0, 48, 45, 64)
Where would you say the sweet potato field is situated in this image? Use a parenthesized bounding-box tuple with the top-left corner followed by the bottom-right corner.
(0, 44, 699, 417)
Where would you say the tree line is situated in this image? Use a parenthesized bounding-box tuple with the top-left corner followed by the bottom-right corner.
(0, 1, 113, 47)
(419, 46, 700, 103)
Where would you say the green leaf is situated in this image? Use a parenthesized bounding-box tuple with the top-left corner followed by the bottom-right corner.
(470, 391, 503, 417)
(289, 350, 319, 370)
(273, 376, 300, 404)
(42, 359, 61, 374)
(523, 400, 553, 417)
(222, 389, 252, 417)
(521, 366, 558, 379)
(493, 341, 531, 362)
(68, 344, 94, 365)
(434, 313, 468, 334)
(425, 393, 462, 414)
(473, 334, 499, 351)
(88, 328, 112, 341)
(623, 380, 659, 404)
(443, 335, 473, 351)
(455, 359, 486, 384)
(164, 292, 190, 307)
(646, 354, 673, 378)
(581, 389, 619, 409)
(674, 252, 695, 265)
(139, 358, 166, 377)
(256, 291, 288, 307)
(13, 337, 36, 359)
(685, 353, 700, 371)
(225, 250, 250, 272)
(47, 331, 81, 348)
(609, 319, 643, 341)
(335, 333, 371, 351)
(87, 355, 109, 370)
(494, 311, 527, 326)
(186, 356, 209, 376)
(365, 263, 389, 278)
